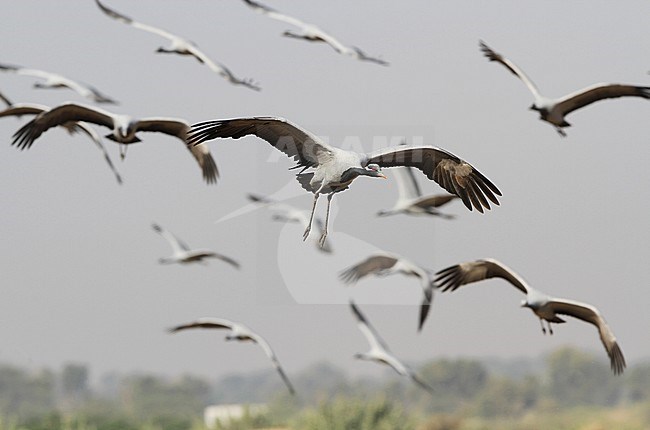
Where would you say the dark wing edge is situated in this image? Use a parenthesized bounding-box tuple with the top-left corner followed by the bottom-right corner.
(434, 263, 466, 292)
(556, 84, 650, 117)
(410, 372, 435, 395)
(167, 321, 232, 333)
(211, 252, 241, 269)
(274, 363, 296, 395)
(434, 259, 529, 295)
(201, 151, 219, 184)
(417, 284, 434, 332)
(548, 299, 626, 375)
(339, 255, 398, 284)
(366, 147, 501, 214)
(95, 0, 134, 24)
(186, 117, 327, 171)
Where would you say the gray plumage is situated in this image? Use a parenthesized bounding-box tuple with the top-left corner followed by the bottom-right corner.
(340, 252, 436, 331)
(11, 102, 218, 184)
(188, 116, 501, 247)
(480, 40, 650, 136)
(0, 62, 117, 104)
(169, 317, 294, 395)
(152, 223, 239, 268)
(95, 0, 259, 91)
(0, 101, 122, 184)
(378, 165, 458, 218)
(350, 301, 434, 394)
(240, 0, 387, 66)
(435, 258, 626, 375)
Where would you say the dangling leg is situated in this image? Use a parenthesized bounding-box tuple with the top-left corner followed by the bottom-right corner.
(539, 318, 546, 335)
(120, 143, 128, 160)
(319, 194, 334, 247)
(303, 193, 320, 241)
(555, 126, 567, 137)
(547, 321, 554, 335)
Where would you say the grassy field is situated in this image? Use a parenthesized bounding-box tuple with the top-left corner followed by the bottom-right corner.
(451, 403, 650, 430)
(1, 401, 650, 430)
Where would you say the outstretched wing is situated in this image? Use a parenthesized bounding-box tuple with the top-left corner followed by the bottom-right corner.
(0, 103, 48, 118)
(11, 103, 115, 150)
(248, 331, 296, 395)
(95, 0, 182, 42)
(435, 258, 530, 295)
(152, 223, 190, 253)
(189, 144, 219, 184)
(136, 118, 219, 184)
(202, 251, 240, 269)
(412, 194, 458, 210)
(349, 301, 390, 352)
(248, 193, 299, 214)
(555, 83, 650, 117)
(241, 0, 315, 31)
(479, 40, 541, 99)
(187, 117, 334, 171)
(1, 103, 122, 184)
(168, 317, 235, 333)
(546, 298, 626, 375)
(339, 254, 399, 284)
(0, 63, 117, 104)
(135, 118, 188, 138)
(185, 46, 261, 91)
(366, 145, 501, 213)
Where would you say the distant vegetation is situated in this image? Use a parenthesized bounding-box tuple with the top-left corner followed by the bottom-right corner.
(1, 347, 650, 429)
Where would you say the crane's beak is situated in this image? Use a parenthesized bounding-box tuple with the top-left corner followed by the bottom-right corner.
(379, 173, 387, 179)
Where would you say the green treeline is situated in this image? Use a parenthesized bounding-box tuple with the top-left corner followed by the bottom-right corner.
(1, 347, 650, 430)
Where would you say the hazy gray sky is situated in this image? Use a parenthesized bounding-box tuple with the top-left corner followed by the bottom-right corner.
(1, 0, 649, 385)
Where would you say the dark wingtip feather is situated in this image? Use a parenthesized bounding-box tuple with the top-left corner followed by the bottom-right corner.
(417, 289, 433, 332)
(479, 40, 498, 60)
(202, 154, 219, 185)
(610, 342, 626, 375)
(349, 300, 365, 323)
(339, 267, 359, 284)
(247, 193, 268, 204)
(434, 264, 459, 276)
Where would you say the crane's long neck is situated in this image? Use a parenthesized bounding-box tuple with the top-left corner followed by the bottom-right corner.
(340, 167, 378, 183)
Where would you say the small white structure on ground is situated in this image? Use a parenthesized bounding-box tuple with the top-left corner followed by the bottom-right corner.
(204, 403, 268, 428)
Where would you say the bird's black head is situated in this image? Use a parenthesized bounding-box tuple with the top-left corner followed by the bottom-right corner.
(365, 164, 387, 179)
(105, 132, 140, 144)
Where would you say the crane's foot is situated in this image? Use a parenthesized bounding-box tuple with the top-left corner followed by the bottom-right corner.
(302, 226, 311, 241)
(318, 231, 328, 248)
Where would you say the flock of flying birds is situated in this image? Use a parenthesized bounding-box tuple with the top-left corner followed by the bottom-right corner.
(3, 0, 646, 396)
